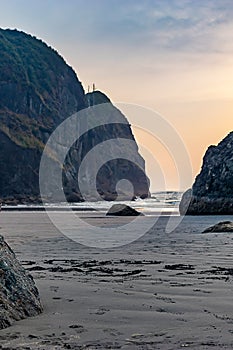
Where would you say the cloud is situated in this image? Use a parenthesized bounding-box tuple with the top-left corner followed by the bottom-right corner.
(2, 0, 233, 55)
(74, 0, 233, 54)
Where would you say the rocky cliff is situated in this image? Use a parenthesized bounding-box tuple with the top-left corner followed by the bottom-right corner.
(180, 132, 233, 214)
(0, 235, 42, 328)
(62, 90, 150, 202)
(0, 28, 149, 203)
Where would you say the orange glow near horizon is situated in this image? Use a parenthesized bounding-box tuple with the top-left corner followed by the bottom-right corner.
(132, 127, 179, 191)
(131, 99, 233, 192)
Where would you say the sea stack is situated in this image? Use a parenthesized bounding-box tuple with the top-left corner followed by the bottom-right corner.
(180, 132, 233, 215)
(0, 28, 150, 203)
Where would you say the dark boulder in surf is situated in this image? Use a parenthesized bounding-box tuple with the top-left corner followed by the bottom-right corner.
(106, 204, 143, 216)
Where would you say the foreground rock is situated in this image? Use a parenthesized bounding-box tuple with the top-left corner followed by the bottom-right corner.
(106, 204, 143, 216)
(180, 132, 233, 215)
(0, 235, 42, 329)
(203, 221, 233, 233)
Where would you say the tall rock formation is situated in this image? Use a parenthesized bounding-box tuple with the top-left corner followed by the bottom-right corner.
(180, 132, 233, 214)
(62, 90, 150, 202)
(0, 28, 149, 203)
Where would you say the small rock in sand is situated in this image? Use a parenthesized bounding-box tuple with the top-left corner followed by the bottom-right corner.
(203, 221, 233, 233)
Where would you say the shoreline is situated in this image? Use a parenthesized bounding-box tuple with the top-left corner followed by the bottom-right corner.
(0, 206, 97, 212)
(0, 205, 179, 216)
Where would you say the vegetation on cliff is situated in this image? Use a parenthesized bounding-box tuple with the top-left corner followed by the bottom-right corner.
(0, 28, 149, 202)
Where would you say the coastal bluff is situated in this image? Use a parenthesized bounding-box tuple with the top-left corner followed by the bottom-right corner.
(0, 28, 149, 203)
(0, 235, 42, 329)
(180, 132, 233, 215)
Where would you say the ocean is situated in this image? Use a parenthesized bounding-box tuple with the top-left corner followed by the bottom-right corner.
(2, 191, 182, 216)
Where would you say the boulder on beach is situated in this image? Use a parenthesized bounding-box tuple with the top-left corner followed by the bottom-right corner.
(180, 132, 233, 215)
(0, 235, 42, 329)
(203, 221, 233, 233)
(106, 204, 143, 216)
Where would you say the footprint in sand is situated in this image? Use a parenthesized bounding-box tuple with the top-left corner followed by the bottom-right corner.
(95, 307, 110, 315)
(50, 285, 59, 292)
(69, 324, 87, 333)
(103, 328, 123, 336)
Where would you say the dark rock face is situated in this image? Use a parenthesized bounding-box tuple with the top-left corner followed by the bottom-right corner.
(180, 132, 233, 215)
(0, 28, 86, 203)
(203, 221, 233, 233)
(63, 91, 150, 202)
(0, 29, 150, 203)
(0, 235, 42, 329)
(106, 204, 143, 216)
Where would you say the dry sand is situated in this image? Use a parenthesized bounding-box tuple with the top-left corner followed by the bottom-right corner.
(0, 211, 232, 349)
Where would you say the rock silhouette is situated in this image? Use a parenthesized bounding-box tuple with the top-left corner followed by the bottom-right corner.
(180, 132, 233, 214)
(106, 204, 143, 216)
(0, 28, 149, 203)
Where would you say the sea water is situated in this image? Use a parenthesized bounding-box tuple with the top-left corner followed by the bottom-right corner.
(5, 191, 182, 216)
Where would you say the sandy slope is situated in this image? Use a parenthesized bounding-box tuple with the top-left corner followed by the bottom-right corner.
(0, 212, 232, 349)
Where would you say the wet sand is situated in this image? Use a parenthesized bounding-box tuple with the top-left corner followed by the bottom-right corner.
(0, 212, 232, 349)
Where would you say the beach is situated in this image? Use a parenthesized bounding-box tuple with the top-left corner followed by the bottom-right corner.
(0, 211, 232, 349)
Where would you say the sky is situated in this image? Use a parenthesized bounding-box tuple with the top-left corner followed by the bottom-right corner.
(0, 0, 233, 191)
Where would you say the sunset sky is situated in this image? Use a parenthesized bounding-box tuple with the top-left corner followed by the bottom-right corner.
(1, 0, 232, 190)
